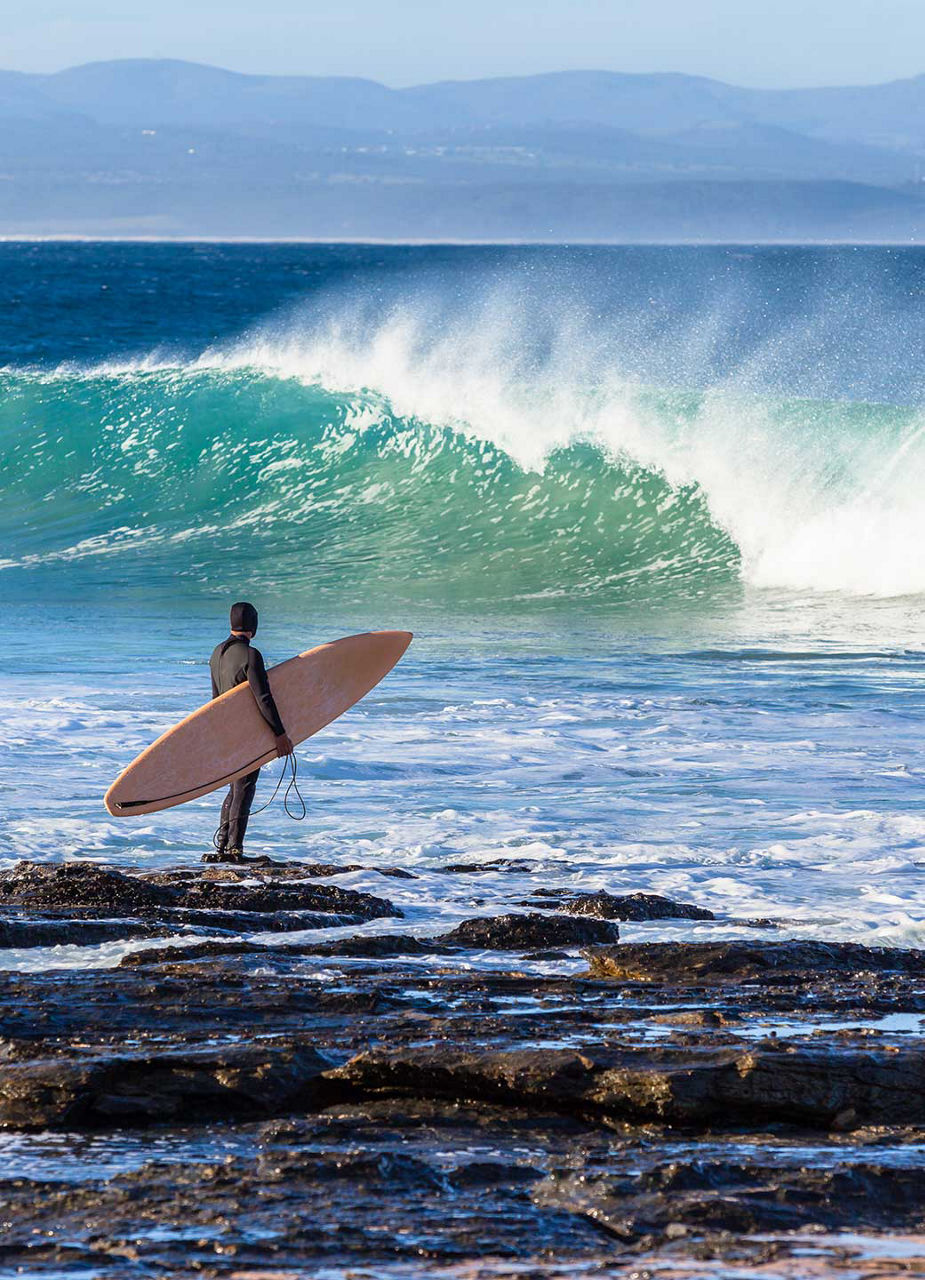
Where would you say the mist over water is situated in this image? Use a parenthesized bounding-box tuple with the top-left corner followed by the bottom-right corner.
(2, 242, 925, 965)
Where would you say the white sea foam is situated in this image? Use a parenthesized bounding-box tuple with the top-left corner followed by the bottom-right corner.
(185, 285, 925, 600)
(3, 631, 925, 972)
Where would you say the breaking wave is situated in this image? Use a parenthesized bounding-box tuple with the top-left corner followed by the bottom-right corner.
(3, 287, 925, 606)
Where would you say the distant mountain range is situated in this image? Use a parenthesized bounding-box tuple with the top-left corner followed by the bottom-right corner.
(2, 60, 925, 240)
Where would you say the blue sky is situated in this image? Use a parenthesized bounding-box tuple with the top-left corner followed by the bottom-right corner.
(8, 0, 925, 88)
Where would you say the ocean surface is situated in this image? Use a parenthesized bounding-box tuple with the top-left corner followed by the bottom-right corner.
(3, 241, 925, 969)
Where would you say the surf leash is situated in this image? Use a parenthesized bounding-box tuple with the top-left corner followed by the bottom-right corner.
(211, 751, 306, 851)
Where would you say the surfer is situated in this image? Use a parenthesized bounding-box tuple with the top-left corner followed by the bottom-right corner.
(203, 602, 293, 863)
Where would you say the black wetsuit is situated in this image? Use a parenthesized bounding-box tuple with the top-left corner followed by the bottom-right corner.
(209, 634, 285, 853)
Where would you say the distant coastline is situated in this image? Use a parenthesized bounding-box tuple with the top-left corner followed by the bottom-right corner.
(2, 62, 925, 240)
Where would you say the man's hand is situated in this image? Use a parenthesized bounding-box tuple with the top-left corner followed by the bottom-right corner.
(275, 733, 294, 758)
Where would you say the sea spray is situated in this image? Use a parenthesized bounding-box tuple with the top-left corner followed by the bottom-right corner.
(3, 343, 924, 601)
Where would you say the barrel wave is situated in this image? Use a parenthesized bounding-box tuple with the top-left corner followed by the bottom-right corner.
(0, 366, 742, 607)
(3, 297, 925, 606)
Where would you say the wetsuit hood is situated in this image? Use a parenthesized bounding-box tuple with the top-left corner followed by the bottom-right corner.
(230, 601, 258, 635)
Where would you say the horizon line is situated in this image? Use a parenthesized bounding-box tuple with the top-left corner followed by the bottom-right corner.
(1, 235, 921, 248)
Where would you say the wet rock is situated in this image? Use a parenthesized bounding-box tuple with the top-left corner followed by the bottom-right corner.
(162, 878, 399, 921)
(0, 1041, 332, 1129)
(0, 916, 168, 949)
(438, 859, 537, 874)
(649, 1009, 739, 1028)
(586, 940, 925, 983)
(332, 1047, 601, 1109)
(3, 933, 925, 1273)
(0, 860, 400, 930)
(260, 1147, 445, 1190)
(604, 1041, 925, 1127)
(332, 1039, 925, 1129)
(541, 1159, 925, 1242)
(119, 933, 447, 968)
(437, 913, 619, 950)
(0, 1100, 600, 1271)
(155, 907, 372, 933)
(300, 934, 446, 958)
(448, 1160, 546, 1188)
(148, 862, 360, 883)
(119, 940, 263, 966)
(150, 861, 417, 882)
(0, 861, 174, 911)
(525, 890, 714, 921)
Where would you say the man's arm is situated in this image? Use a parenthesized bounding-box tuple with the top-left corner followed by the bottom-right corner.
(246, 648, 292, 754)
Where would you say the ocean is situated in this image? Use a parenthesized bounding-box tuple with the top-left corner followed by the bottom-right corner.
(2, 241, 925, 969)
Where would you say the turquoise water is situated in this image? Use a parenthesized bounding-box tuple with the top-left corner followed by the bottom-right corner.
(2, 243, 925, 962)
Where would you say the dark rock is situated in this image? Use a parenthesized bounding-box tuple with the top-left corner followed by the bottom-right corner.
(0, 916, 168, 949)
(299, 934, 445, 958)
(118, 940, 263, 966)
(591, 1041, 925, 1127)
(165, 878, 398, 921)
(438, 913, 619, 950)
(0, 1042, 332, 1129)
(448, 1160, 546, 1188)
(332, 1047, 601, 1109)
(542, 1159, 925, 1242)
(0, 862, 174, 911)
(2, 926, 925, 1272)
(0, 1099, 599, 1270)
(147, 862, 364, 883)
(119, 933, 446, 967)
(261, 1148, 444, 1190)
(0, 860, 400, 930)
(526, 891, 714, 922)
(438, 859, 537, 874)
(586, 940, 925, 982)
(152, 860, 417, 881)
(332, 1039, 925, 1129)
(156, 907, 369, 933)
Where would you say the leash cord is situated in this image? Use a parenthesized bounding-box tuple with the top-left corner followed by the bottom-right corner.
(212, 751, 305, 850)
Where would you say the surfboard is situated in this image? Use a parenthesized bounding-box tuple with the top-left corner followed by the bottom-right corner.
(104, 630, 412, 817)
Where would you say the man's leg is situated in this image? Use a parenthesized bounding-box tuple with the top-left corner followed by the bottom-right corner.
(226, 769, 261, 852)
(214, 786, 234, 855)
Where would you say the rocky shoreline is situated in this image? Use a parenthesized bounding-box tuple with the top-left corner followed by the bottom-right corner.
(1, 859, 924, 1277)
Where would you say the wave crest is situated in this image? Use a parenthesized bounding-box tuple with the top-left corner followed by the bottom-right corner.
(4, 282, 925, 604)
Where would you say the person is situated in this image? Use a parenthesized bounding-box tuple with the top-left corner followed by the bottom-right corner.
(203, 601, 293, 864)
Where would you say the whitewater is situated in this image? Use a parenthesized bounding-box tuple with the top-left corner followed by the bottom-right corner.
(2, 241, 925, 969)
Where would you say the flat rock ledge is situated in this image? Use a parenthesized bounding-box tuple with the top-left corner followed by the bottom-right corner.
(3, 1036, 924, 1133)
(330, 1040, 925, 1129)
(0, 1042, 332, 1129)
(0, 860, 400, 947)
(3, 933, 925, 1274)
(587, 940, 925, 982)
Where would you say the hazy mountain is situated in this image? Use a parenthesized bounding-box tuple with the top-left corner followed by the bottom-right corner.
(0, 60, 923, 240)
